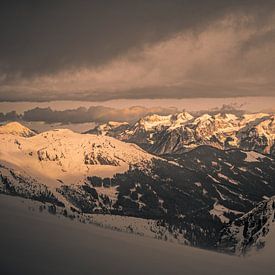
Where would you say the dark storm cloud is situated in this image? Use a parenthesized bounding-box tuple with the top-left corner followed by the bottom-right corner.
(0, 111, 20, 122)
(0, 0, 274, 76)
(1, 1, 275, 101)
(239, 28, 275, 52)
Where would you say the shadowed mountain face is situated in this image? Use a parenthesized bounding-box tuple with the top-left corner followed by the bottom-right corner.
(1, 122, 275, 250)
(88, 112, 275, 157)
(219, 196, 275, 255)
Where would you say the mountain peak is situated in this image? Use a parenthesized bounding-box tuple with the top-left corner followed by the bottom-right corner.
(0, 122, 36, 137)
(138, 114, 172, 131)
(174, 111, 193, 120)
(214, 113, 238, 121)
(85, 121, 130, 136)
(194, 114, 212, 123)
(141, 114, 172, 123)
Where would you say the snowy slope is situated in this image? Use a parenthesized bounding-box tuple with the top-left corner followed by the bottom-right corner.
(0, 126, 154, 188)
(0, 123, 158, 211)
(1, 194, 275, 275)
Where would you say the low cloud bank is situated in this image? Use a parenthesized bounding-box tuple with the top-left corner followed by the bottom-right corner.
(0, 111, 20, 122)
(0, 106, 178, 124)
(0, 103, 247, 124)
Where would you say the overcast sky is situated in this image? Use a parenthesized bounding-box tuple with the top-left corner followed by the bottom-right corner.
(0, 0, 275, 102)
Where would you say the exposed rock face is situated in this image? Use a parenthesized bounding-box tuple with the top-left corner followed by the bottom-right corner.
(238, 115, 275, 155)
(219, 197, 275, 255)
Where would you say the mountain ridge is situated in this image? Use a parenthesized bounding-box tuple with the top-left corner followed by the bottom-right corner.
(87, 112, 275, 156)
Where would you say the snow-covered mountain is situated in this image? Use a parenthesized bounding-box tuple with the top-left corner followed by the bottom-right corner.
(238, 114, 275, 155)
(1, 122, 275, 250)
(0, 121, 36, 137)
(89, 112, 193, 150)
(0, 123, 154, 188)
(150, 113, 240, 154)
(116, 113, 192, 149)
(87, 112, 275, 156)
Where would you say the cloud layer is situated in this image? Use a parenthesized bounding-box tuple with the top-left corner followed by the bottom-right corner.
(21, 106, 178, 123)
(1, 1, 275, 101)
(0, 103, 248, 124)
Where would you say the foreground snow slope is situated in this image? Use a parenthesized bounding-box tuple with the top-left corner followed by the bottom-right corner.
(0, 194, 274, 275)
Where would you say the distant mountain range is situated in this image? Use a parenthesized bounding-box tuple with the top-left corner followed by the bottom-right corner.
(1, 121, 275, 252)
(86, 112, 275, 156)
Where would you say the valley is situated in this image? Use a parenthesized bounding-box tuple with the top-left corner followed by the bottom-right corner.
(1, 117, 275, 253)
